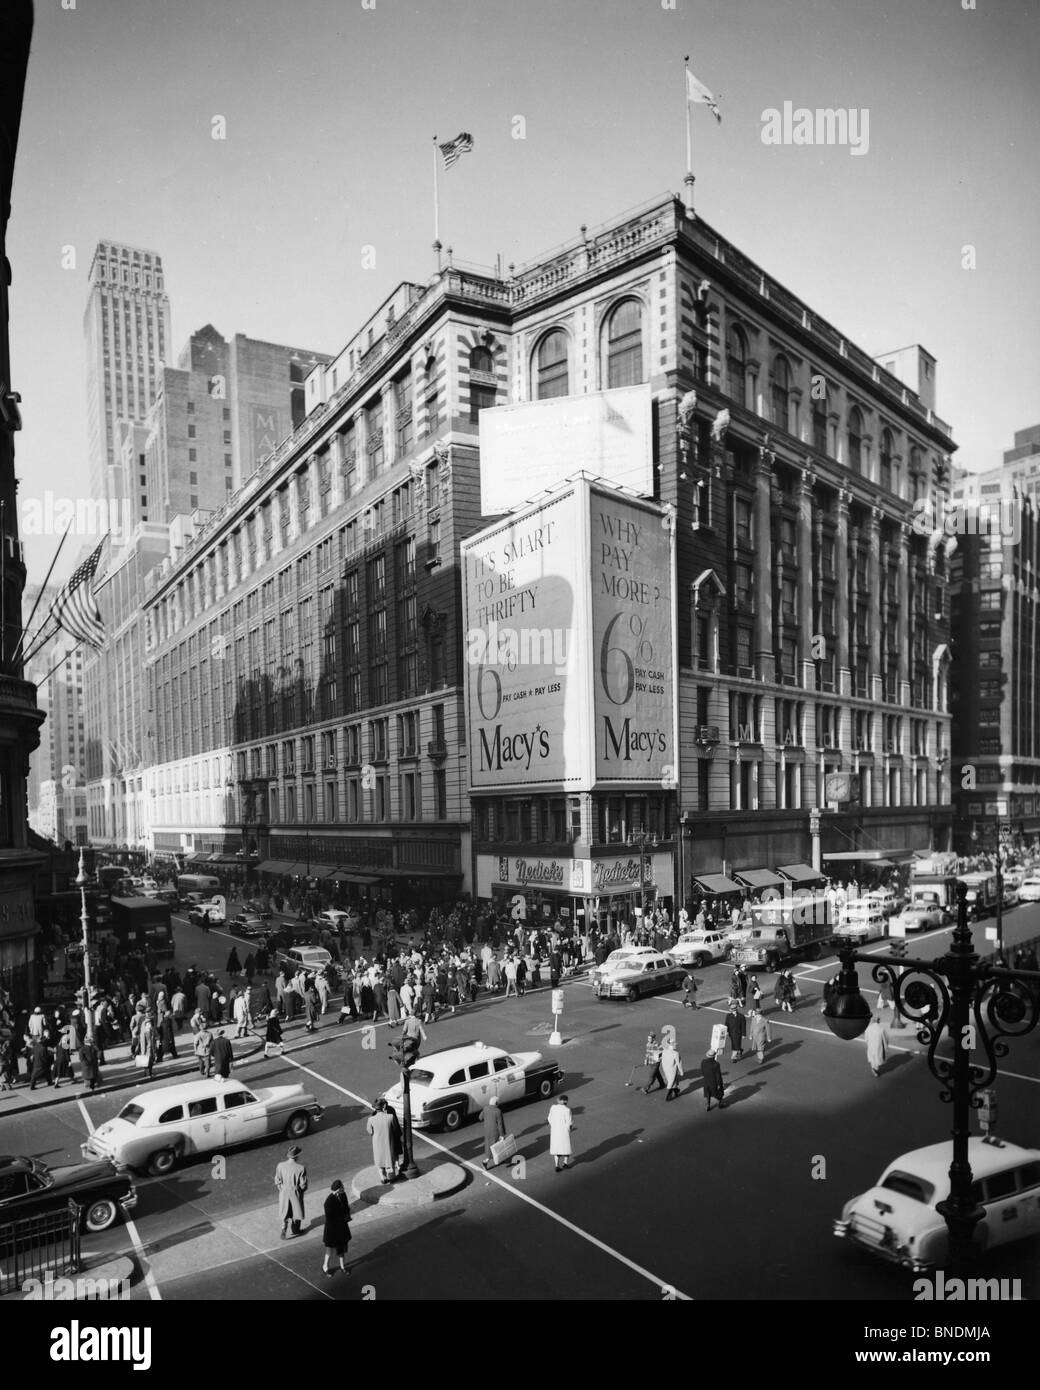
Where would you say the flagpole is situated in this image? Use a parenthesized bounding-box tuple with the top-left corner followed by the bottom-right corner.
(432, 135, 442, 260)
(12, 520, 73, 665)
(21, 618, 63, 670)
(684, 56, 693, 176)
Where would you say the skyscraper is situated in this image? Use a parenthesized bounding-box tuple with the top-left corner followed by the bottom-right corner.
(83, 241, 170, 508)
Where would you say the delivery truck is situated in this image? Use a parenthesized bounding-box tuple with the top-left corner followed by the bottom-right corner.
(731, 894, 835, 971)
(110, 896, 174, 958)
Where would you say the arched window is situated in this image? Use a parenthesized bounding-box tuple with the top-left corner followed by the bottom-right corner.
(880, 428, 893, 493)
(847, 407, 863, 473)
(469, 345, 497, 422)
(726, 323, 747, 405)
(910, 446, 924, 502)
(534, 330, 569, 400)
(605, 300, 644, 389)
(771, 355, 790, 430)
(812, 381, 829, 454)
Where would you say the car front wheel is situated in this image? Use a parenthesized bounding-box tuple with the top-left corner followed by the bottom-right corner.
(441, 1105, 465, 1132)
(627, 985, 639, 1002)
(695, 953, 710, 968)
(285, 1111, 311, 1140)
(147, 1147, 177, 1177)
(537, 1075, 555, 1099)
(83, 1197, 119, 1233)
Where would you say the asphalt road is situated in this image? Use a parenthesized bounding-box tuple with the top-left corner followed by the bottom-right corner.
(6, 901, 1039, 1302)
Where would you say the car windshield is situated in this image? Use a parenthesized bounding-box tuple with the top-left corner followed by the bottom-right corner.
(605, 951, 633, 964)
(880, 1170, 935, 1204)
(117, 1103, 145, 1125)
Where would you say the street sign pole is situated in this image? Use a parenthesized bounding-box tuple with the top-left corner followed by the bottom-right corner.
(400, 1066, 419, 1180)
(550, 988, 563, 1047)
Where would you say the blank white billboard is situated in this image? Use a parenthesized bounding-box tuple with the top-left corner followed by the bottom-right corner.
(479, 384, 653, 515)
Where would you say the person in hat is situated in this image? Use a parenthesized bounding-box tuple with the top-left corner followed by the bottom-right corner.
(642, 1032, 665, 1093)
(547, 1094, 574, 1172)
(700, 1049, 725, 1111)
(28, 1035, 53, 1090)
(321, 1179, 352, 1277)
(274, 1145, 308, 1238)
(28, 1006, 47, 1041)
(212, 1028, 234, 1080)
(78, 1036, 100, 1093)
(366, 1098, 398, 1184)
(481, 1094, 507, 1169)
(660, 1037, 685, 1101)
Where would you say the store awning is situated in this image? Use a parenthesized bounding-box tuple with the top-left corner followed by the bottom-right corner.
(823, 849, 918, 863)
(734, 868, 786, 891)
(328, 870, 382, 886)
(777, 863, 825, 884)
(693, 873, 744, 896)
(302, 863, 338, 879)
(258, 860, 296, 875)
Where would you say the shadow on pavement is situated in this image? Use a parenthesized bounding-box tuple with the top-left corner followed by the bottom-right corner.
(302, 1207, 466, 1299)
(723, 1082, 767, 1106)
(575, 1128, 644, 1166)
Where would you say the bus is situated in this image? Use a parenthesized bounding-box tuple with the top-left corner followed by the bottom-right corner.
(176, 872, 222, 901)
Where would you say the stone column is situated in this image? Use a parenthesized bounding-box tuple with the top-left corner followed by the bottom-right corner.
(868, 507, 882, 701)
(797, 468, 814, 686)
(897, 522, 910, 704)
(835, 490, 851, 696)
(754, 446, 775, 682)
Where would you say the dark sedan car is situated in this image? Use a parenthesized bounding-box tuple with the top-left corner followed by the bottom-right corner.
(0, 1154, 137, 1234)
(228, 912, 267, 939)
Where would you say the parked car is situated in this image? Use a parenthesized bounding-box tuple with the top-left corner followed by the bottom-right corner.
(242, 900, 272, 920)
(594, 951, 685, 1001)
(834, 1137, 1040, 1271)
(890, 904, 947, 935)
(382, 1040, 561, 1132)
(0, 1154, 137, 1234)
(81, 1079, 324, 1177)
(670, 929, 731, 968)
(228, 911, 267, 939)
(1018, 877, 1040, 904)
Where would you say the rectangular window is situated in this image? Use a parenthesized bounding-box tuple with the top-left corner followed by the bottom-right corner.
(366, 396, 385, 473)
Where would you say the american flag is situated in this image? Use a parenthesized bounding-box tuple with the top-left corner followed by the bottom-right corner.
(439, 132, 474, 169)
(47, 537, 107, 649)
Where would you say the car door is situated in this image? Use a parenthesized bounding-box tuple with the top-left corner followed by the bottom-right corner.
(220, 1087, 269, 1147)
(1016, 1161, 1040, 1239)
(980, 1168, 1023, 1248)
(183, 1095, 222, 1155)
(0, 1169, 37, 1221)
(489, 1053, 526, 1105)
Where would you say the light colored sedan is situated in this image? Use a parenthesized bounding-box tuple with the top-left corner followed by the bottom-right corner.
(670, 930, 731, 968)
(1018, 877, 1040, 903)
(891, 904, 948, 934)
(82, 1079, 324, 1176)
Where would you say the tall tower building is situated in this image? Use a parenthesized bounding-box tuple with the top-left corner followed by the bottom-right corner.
(83, 241, 171, 508)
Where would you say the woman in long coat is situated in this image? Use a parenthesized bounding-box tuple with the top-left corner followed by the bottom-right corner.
(265, 1010, 283, 1050)
(386, 986, 402, 1027)
(79, 1038, 100, 1091)
(865, 1016, 887, 1077)
(137, 1014, 157, 1078)
(366, 1100, 397, 1183)
(321, 1180, 352, 1277)
(547, 1095, 574, 1172)
(53, 1021, 76, 1089)
(226, 947, 242, 977)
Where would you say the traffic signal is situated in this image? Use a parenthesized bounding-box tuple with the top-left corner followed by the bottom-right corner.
(388, 1035, 421, 1070)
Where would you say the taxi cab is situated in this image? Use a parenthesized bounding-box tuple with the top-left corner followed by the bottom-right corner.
(834, 1137, 1040, 1271)
(81, 1078, 325, 1176)
(382, 1040, 562, 1132)
(276, 944, 333, 973)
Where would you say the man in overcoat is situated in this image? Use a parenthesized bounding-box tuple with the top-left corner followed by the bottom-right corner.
(275, 1145, 308, 1238)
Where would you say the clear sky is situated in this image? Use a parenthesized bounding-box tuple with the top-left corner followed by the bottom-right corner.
(9, 0, 1040, 581)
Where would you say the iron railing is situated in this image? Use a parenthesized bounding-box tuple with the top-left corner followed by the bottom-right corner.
(0, 1200, 82, 1295)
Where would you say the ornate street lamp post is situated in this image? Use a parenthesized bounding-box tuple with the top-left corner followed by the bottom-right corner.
(823, 881, 1040, 1266)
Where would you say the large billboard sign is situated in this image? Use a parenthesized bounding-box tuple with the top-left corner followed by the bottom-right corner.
(462, 487, 590, 789)
(591, 489, 676, 786)
(479, 384, 653, 515)
(462, 478, 675, 793)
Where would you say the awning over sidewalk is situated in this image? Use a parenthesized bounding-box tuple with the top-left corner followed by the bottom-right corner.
(776, 862, 825, 884)
(328, 870, 382, 886)
(257, 860, 296, 875)
(823, 849, 918, 863)
(693, 873, 744, 896)
(734, 868, 786, 890)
